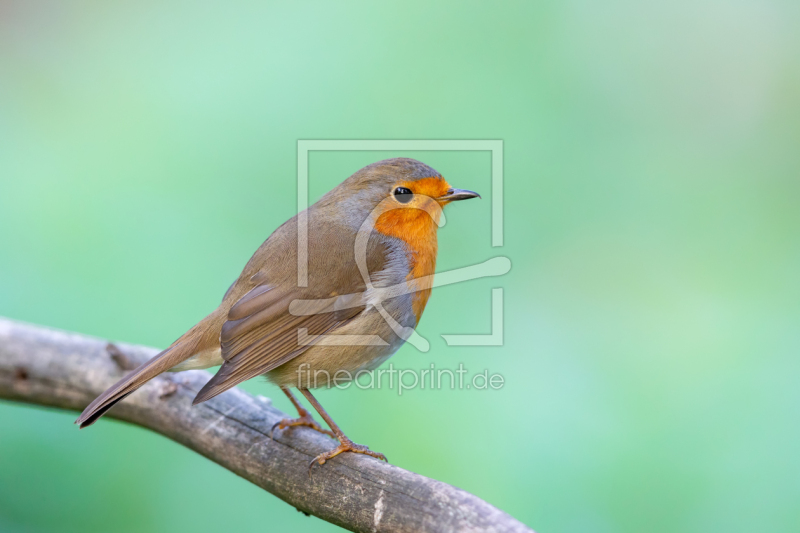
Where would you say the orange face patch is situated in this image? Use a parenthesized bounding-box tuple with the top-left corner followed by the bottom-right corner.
(374, 177, 451, 323)
(373, 177, 451, 236)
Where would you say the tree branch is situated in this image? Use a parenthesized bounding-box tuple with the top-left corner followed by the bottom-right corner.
(0, 317, 533, 533)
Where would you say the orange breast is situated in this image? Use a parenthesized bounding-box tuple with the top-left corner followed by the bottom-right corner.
(374, 177, 450, 324)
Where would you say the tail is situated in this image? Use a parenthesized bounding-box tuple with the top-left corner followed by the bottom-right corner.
(75, 310, 224, 428)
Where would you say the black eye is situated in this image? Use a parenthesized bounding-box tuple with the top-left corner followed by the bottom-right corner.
(394, 187, 413, 203)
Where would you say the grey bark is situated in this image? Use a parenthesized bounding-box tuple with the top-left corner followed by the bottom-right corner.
(0, 317, 533, 533)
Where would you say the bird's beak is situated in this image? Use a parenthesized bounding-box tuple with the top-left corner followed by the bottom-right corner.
(436, 188, 481, 202)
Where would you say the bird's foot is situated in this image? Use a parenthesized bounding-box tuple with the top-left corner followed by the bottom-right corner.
(308, 436, 388, 474)
(271, 412, 335, 439)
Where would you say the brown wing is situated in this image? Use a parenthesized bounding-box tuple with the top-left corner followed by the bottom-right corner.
(193, 283, 366, 404)
(193, 209, 397, 405)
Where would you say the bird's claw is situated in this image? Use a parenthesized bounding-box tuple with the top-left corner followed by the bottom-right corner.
(270, 415, 335, 439)
(308, 438, 388, 475)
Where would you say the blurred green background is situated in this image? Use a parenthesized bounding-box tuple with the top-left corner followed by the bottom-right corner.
(1, 1, 799, 532)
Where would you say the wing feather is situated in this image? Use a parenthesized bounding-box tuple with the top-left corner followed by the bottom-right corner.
(193, 284, 364, 404)
(193, 227, 393, 404)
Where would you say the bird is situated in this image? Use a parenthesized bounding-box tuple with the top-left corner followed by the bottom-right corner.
(76, 157, 480, 469)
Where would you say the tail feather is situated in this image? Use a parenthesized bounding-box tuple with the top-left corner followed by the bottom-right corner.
(76, 342, 187, 428)
(76, 391, 135, 428)
(76, 309, 226, 428)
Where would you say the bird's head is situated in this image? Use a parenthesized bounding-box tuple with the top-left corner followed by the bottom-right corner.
(320, 158, 480, 242)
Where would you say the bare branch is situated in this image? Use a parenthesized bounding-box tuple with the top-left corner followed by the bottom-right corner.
(0, 317, 533, 533)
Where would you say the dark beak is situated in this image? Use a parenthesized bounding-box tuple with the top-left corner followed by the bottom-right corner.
(437, 188, 481, 202)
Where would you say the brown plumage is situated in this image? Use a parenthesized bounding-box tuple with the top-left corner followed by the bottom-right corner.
(76, 158, 480, 467)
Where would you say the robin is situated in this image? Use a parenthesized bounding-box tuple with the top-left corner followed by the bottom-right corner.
(76, 157, 480, 468)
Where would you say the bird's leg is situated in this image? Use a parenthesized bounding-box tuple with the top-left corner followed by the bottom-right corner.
(271, 387, 335, 438)
(299, 388, 388, 472)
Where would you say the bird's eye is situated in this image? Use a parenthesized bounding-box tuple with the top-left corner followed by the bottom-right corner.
(393, 187, 413, 203)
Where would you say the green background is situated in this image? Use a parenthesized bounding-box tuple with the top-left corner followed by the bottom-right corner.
(1, 1, 799, 532)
